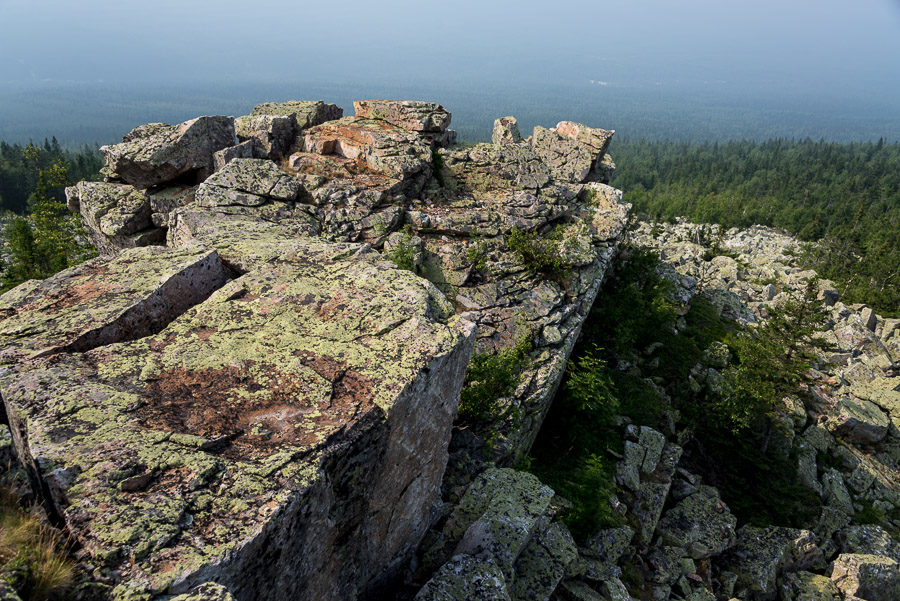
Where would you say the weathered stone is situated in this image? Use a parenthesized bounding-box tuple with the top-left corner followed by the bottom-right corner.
(213, 139, 262, 171)
(630, 442, 682, 544)
(585, 526, 633, 564)
(249, 100, 343, 131)
(196, 158, 301, 208)
(861, 306, 878, 331)
(493, 117, 523, 145)
(510, 521, 577, 601)
(65, 181, 161, 255)
(554, 580, 604, 601)
(848, 377, 900, 430)
(837, 525, 900, 562)
(234, 114, 294, 159)
(303, 117, 432, 183)
(830, 553, 900, 601)
(170, 582, 234, 601)
(436, 143, 551, 197)
(100, 116, 236, 188)
(826, 395, 890, 444)
(720, 526, 816, 596)
(2, 247, 476, 600)
(530, 126, 592, 183)
(780, 571, 840, 601)
(415, 555, 511, 601)
(638, 426, 666, 473)
(655, 485, 737, 559)
(149, 185, 197, 227)
(355, 100, 451, 132)
(555, 121, 614, 162)
(168, 209, 323, 273)
(0, 244, 226, 363)
(821, 468, 855, 515)
(423, 468, 555, 579)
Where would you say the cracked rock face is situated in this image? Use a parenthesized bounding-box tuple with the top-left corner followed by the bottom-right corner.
(1, 242, 475, 600)
(14, 99, 629, 600)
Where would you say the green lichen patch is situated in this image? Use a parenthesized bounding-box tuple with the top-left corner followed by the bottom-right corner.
(0, 244, 226, 361)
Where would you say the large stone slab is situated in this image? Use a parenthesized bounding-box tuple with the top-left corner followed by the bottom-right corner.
(65, 181, 164, 255)
(101, 116, 236, 188)
(249, 100, 343, 131)
(195, 158, 301, 207)
(302, 117, 433, 182)
(422, 468, 555, 579)
(2, 245, 475, 601)
(0, 244, 227, 362)
(354, 100, 451, 133)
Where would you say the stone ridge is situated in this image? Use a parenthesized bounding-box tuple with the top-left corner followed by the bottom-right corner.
(3, 98, 629, 600)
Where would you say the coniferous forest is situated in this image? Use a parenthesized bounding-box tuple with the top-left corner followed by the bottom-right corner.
(610, 138, 900, 315)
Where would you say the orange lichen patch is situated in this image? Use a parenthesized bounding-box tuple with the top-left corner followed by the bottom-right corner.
(137, 362, 374, 461)
(23, 275, 115, 316)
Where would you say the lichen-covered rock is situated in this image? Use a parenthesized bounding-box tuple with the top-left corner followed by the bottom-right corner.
(780, 571, 840, 601)
(354, 100, 451, 132)
(493, 117, 523, 145)
(196, 158, 301, 207)
(837, 525, 900, 562)
(436, 143, 551, 195)
(720, 526, 817, 597)
(249, 100, 343, 131)
(213, 140, 262, 171)
(423, 468, 555, 579)
(830, 553, 900, 601)
(0, 244, 226, 363)
(149, 186, 197, 228)
(553, 580, 605, 601)
(655, 485, 737, 559)
(586, 526, 634, 564)
(826, 395, 890, 444)
(554, 121, 614, 164)
(303, 117, 433, 185)
(821, 469, 855, 515)
(530, 126, 592, 183)
(169, 582, 234, 601)
(234, 114, 294, 160)
(415, 555, 511, 601)
(510, 521, 577, 601)
(167, 209, 323, 273)
(2, 245, 476, 600)
(100, 116, 236, 188)
(65, 181, 162, 255)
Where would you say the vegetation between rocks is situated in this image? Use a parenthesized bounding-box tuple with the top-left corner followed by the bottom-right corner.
(0, 477, 75, 600)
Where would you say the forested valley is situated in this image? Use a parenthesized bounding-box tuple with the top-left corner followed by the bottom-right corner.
(610, 137, 900, 316)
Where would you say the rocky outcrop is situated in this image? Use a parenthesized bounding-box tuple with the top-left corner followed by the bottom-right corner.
(99, 117, 237, 188)
(4, 99, 629, 600)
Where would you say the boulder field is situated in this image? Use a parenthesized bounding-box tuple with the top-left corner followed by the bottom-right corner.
(0, 99, 628, 600)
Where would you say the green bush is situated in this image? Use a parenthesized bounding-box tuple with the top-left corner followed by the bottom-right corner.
(385, 231, 417, 273)
(507, 226, 572, 278)
(458, 333, 533, 425)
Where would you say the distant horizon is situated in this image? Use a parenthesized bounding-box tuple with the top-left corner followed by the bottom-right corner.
(2, 0, 899, 145)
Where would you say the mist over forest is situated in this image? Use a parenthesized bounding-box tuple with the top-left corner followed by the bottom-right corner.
(1, 0, 899, 147)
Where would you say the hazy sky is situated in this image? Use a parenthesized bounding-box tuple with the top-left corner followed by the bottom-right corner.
(1, 0, 899, 93)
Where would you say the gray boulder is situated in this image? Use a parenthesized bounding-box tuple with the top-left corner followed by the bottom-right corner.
(655, 485, 737, 559)
(830, 553, 900, 601)
(100, 116, 236, 188)
(415, 555, 511, 601)
(354, 99, 451, 132)
(493, 117, 523, 145)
